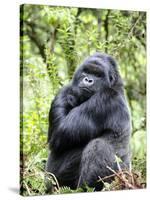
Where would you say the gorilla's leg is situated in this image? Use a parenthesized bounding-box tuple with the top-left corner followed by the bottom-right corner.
(46, 148, 83, 190)
(78, 138, 117, 191)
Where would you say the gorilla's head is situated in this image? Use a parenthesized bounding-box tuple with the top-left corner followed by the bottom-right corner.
(72, 52, 123, 96)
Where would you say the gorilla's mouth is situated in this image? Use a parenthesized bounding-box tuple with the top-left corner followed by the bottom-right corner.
(80, 87, 92, 93)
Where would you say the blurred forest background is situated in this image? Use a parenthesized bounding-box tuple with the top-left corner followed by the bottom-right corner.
(20, 4, 146, 196)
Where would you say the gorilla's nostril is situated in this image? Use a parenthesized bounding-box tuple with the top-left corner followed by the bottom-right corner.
(89, 79, 93, 83)
(83, 77, 89, 82)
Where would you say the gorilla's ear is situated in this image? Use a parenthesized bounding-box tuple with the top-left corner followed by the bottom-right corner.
(107, 56, 119, 86)
(107, 56, 124, 88)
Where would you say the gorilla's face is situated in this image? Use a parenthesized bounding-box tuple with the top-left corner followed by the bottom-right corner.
(73, 53, 121, 97)
(77, 64, 106, 94)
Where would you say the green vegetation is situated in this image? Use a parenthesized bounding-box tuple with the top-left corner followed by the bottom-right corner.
(20, 4, 146, 196)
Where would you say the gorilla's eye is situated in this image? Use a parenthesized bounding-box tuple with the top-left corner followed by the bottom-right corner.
(83, 68, 104, 78)
(94, 72, 104, 78)
(83, 68, 90, 74)
(92, 71, 105, 78)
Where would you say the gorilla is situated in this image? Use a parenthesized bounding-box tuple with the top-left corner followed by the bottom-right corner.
(46, 52, 132, 191)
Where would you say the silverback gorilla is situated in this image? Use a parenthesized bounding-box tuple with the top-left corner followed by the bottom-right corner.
(46, 52, 131, 191)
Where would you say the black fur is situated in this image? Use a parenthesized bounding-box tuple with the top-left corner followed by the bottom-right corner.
(46, 52, 131, 191)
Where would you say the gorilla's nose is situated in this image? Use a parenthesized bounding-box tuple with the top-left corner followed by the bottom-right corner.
(83, 77, 94, 86)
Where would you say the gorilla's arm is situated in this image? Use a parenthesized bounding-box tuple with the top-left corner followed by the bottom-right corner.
(48, 86, 73, 142)
(48, 85, 86, 131)
(48, 83, 130, 153)
(49, 87, 110, 153)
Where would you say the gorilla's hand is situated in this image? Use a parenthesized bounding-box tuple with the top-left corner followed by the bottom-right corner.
(67, 94, 78, 108)
(67, 87, 93, 108)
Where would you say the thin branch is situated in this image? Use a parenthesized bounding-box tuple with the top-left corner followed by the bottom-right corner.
(25, 22, 46, 61)
(128, 14, 141, 38)
(106, 166, 136, 189)
(49, 27, 58, 53)
(23, 181, 31, 195)
(104, 10, 111, 52)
